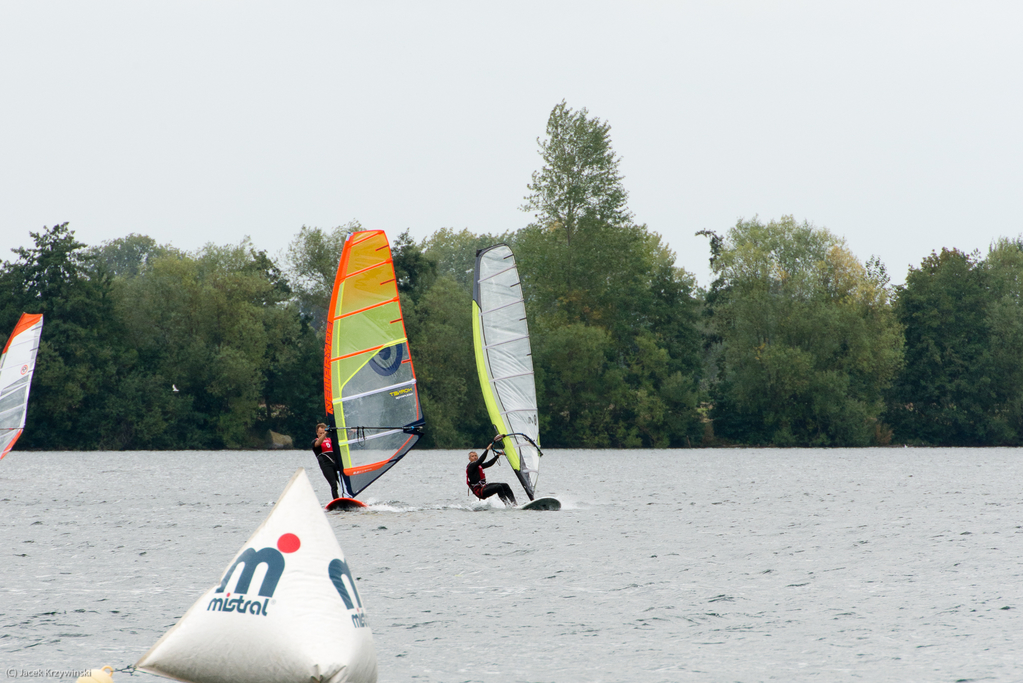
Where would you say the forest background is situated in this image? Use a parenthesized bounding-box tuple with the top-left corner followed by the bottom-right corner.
(3, 102, 1022, 450)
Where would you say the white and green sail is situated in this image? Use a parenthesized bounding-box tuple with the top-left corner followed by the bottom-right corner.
(472, 244, 540, 501)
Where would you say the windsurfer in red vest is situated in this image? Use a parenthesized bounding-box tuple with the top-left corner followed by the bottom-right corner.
(466, 436, 517, 507)
(312, 423, 340, 500)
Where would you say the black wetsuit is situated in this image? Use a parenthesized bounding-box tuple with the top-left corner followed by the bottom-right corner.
(313, 436, 341, 500)
(466, 446, 517, 506)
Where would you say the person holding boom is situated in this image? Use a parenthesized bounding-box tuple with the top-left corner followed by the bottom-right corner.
(466, 434, 517, 507)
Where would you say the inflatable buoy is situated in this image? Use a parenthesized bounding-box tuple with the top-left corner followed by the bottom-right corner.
(76, 666, 113, 683)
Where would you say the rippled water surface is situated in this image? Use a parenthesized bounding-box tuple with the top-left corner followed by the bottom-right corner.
(2, 449, 1023, 682)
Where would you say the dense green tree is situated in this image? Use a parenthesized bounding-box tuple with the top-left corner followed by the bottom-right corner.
(885, 245, 1023, 445)
(706, 216, 903, 446)
(0, 223, 170, 449)
(114, 240, 296, 448)
(984, 238, 1023, 439)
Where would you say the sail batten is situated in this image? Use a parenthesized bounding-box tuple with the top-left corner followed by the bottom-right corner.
(343, 379, 417, 402)
(490, 370, 535, 382)
(483, 334, 530, 349)
(472, 245, 540, 501)
(335, 296, 401, 321)
(324, 231, 423, 498)
(479, 264, 517, 281)
(481, 300, 523, 315)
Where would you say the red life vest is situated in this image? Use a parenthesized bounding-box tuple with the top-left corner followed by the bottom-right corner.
(319, 437, 333, 454)
(466, 464, 486, 497)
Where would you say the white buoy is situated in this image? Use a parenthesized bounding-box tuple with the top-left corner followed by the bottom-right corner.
(136, 468, 377, 683)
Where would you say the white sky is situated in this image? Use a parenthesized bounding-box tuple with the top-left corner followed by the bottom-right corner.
(2, 1, 1021, 288)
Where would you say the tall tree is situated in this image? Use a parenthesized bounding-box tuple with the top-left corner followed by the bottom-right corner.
(522, 100, 632, 247)
(516, 102, 703, 447)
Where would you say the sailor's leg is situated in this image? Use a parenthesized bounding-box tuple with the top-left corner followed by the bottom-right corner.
(317, 455, 340, 499)
(496, 483, 517, 507)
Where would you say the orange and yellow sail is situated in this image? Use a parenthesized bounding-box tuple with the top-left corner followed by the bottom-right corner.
(323, 231, 423, 497)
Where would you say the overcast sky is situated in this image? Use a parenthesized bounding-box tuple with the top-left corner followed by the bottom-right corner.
(2, 2, 1021, 288)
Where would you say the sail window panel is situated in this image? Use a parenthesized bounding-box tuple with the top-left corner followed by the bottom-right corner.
(0, 375, 30, 396)
(479, 278, 522, 311)
(348, 453, 406, 493)
(486, 343, 535, 386)
(342, 232, 391, 275)
(344, 436, 404, 460)
(331, 301, 404, 361)
(0, 386, 27, 414)
(337, 264, 399, 318)
(0, 408, 26, 430)
(493, 378, 537, 430)
(490, 374, 535, 417)
(342, 386, 420, 438)
(481, 305, 528, 340)
(342, 344, 415, 398)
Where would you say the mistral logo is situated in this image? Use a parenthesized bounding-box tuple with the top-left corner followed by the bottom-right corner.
(208, 533, 300, 617)
(205, 531, 369, 628)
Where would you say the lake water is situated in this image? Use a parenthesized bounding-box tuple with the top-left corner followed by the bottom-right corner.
(2, 448, 1022, 682)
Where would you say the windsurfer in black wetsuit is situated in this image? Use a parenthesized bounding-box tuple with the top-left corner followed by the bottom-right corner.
(466, 436, 517, 507)
(312, 423, 341, 500)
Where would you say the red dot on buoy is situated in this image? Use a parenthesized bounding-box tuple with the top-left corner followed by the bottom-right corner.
(278, 533, 301, 553)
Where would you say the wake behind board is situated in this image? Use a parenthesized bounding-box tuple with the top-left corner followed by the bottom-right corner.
(326, 497, 367, 511)
(520, 497, 560, 511)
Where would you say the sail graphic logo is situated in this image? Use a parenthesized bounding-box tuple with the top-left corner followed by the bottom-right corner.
(20, 365, 28, 375)
(207, 533, 300, 617)
(370, 345, 403, 376)
(389, 387, 413, 400)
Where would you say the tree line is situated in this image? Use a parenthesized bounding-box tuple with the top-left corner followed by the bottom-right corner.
(3, 102, 1022, 449)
